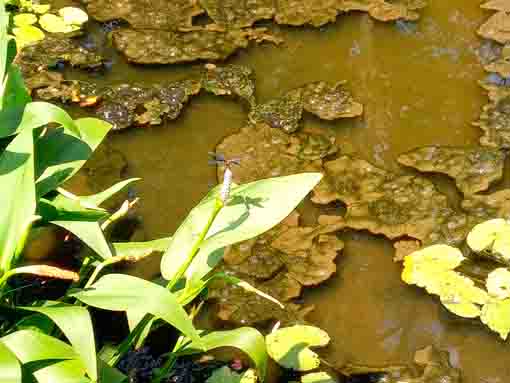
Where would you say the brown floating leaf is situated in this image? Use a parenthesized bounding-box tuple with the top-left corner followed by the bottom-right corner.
(199, 0, 275, 28)
(274, 0, 340, 27)
(478, 11, 510, 44)
(462, 189, 510, 221)
(484, 45, 510, 78)
(397, 145, 505, 195)
(482, 0, 510, 12)
(82, 0, 204, 29)
(476, 88, 510, 149)
(301, 81, 363, 120)
(393, 238, 421, 262)
(112, 27, 278, 65)
(202, 64, 256, 105)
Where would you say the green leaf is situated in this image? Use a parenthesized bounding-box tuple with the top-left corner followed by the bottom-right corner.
(97, 359, 125, 383)
(35, 118, 112, 197)
(38, 13, 79, 33)
(181, 327, 268, 380)
(206, 367, 257, 383)
(13, 13, 38, 26)
(438, 273, 488, 318)
(13, 25, 45, 48)
(1, 330, 89, 382)
(301, 372, 338, 383)
(0, 65, 32, 139)
(19, 303, 97, 381)
(401, 245, 465, 290)
(467, 219, 510, 263)
(112, 237, 171, 260)
(0, 0, 9, 81)
(486, 268, 510, 299)
(265, 325, 330, 371)
(77, 178, 140, 207)
(71, 274, 203, 348)
(481, 298, 510, 340)
(38, 196, 108, 222)
(0, 341, 22, 383)
(0, 128, 36, 272)
(58, 7, 88, 25)
(161, 173, 322, 282)
(52, 220, 112, 259)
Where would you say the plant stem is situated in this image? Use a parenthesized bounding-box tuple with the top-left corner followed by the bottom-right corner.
(166, 198, 223, 291)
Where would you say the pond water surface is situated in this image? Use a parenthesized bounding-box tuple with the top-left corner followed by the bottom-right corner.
(65, 1, 510, 381)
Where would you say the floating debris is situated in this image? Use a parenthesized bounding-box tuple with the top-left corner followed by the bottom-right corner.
(478, 11, 510, 44)
(476, 86, 510, 149)
(484, 44, 510, 78)
(208, 212, 344, 325)
(202, 64, 256, 106)
(249, 89, 304, 133)
(301, 81, 363, 120)
(81, 0, 203, 30)
(397, 145, 505, 195)
(112, 26, 279, 64)
(462, 189, 510, 221)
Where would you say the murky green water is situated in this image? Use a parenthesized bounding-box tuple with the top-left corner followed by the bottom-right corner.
(67, 1, 510, 381)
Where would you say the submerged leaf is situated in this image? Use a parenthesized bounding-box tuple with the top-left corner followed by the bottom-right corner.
(481, 298, 510, 340)
(266, 325, 329, 371)
(486, 268, 510, 299)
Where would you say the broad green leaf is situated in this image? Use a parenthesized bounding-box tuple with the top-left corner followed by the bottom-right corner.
(486, 268, 510, 299)
(112, 237, 171, 260)
(402, 245, 465, 289)
(266, 325, 330, 371)
(0, 0, 9, 80)
(77, 178, 140, 207)
(58, 7, 88, 25)
(13, 25, 45, 48)
(15, 101, 81, 138)
(35, 118, 112, 197)
(0, 128, 36, 272)
(52, 220, 112, 259)
(23, 359, 88, 383)
(1, 330, 89, 382)
(161, 173, 322, 282)
(481, 298, 510, 340)
(206, 367, 257, 383)
(0, 66, 31, 138)
(467, 219, 510, 263)
(181, 327, 268, 380)
(0, 341, 22, 383)
(38, 197, 108, 222)
(20, 303, 97, 381)
(38, 14, 79, 33)
(97, 359, 125, 383)
(71, 274, 203, 348)
(13, 13, 38, 26)
(301, 372, 338, 383)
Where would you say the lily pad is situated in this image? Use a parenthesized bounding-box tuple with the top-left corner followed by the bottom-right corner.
(202, 64, 256, 105)
(82, 0, 203, 29)
(319, 155, 458, 243)
(39, 13, 80, 33)
(481, 298, 510, 340)
(397, 146, 505, 195)
(13, 25, 45, 48)
(249, 88, 304, 133)
(266, 325, 329, 371)
(200, 0, 275, 28)
(486, 268, 510, 298)
(58, 7, 89, 25)
(478, 11, 510, 44)
(13, 13, 38, 26)
(467, 218, 510, 265)
(301, 372, 337, 383)
(206, 367, 257, 383)
(112, 27, 279, 64)
(301, 81, 363, 120)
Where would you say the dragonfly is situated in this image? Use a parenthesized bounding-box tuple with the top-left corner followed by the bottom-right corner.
(208, 152, 241, 168)
(208, 152, 241, 202)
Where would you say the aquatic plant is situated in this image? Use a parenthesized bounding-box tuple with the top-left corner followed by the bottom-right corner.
(402, 220, 510, 339)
